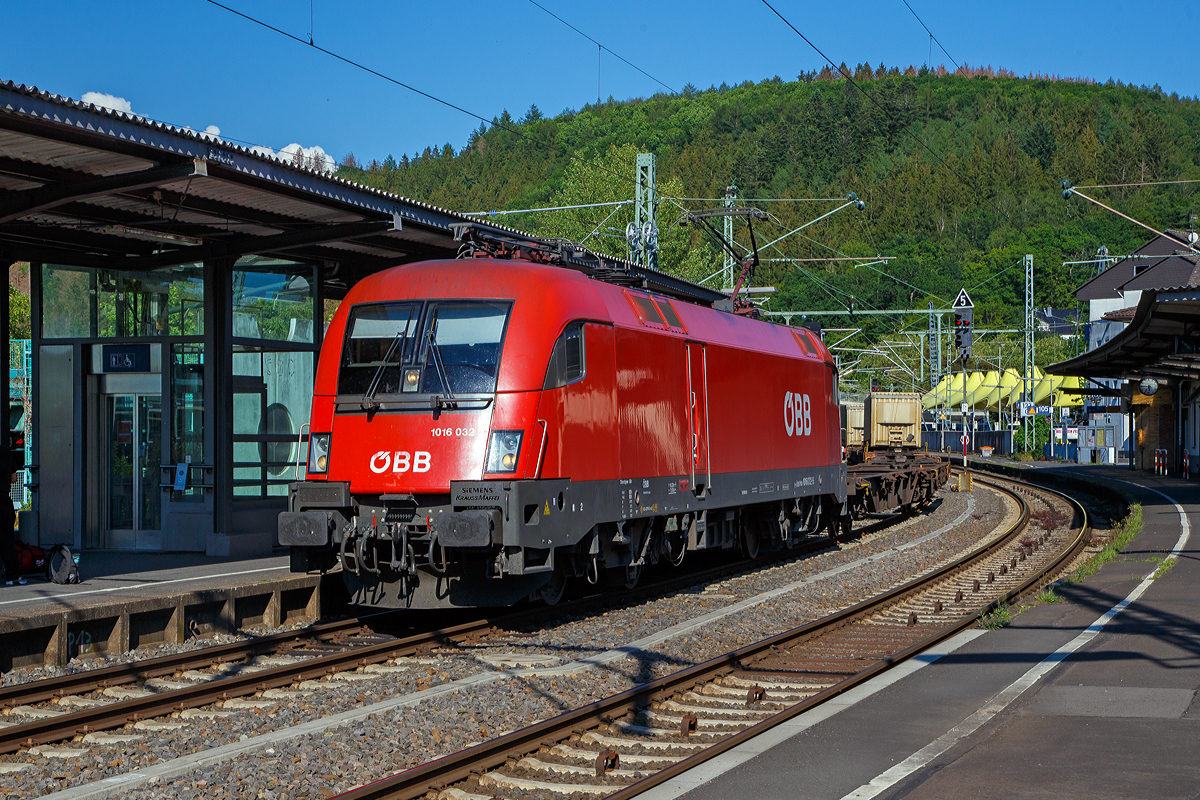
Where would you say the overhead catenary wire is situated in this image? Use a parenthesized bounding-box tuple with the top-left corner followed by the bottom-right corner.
(525, 0, 677, 96)
(759, 0, 1023, 236)
(1071, 179, 1200, 190)
(464, 200, 631, 217)
(1065, 187, 1200, 255)
(898, 0, 959, 70)
(199, 0, 695, 221)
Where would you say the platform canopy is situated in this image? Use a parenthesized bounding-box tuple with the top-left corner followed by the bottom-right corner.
(0, 79, 721, 304)
(1050, 289, 1200, 381)
(0, 80, 485, 294)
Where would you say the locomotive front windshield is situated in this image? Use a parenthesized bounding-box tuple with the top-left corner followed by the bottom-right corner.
(338, 300, 511, 398)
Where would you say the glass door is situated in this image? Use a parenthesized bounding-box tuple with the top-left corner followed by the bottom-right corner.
(106, 394, 162, 548)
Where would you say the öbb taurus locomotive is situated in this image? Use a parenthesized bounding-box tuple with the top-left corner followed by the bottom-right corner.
(279, 237, 849, 608)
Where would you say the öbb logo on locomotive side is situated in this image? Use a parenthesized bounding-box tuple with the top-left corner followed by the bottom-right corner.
(783, 392, 812, 437)
(369, 451, 432, 474)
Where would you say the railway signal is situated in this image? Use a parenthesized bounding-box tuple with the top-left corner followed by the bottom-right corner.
(952, 289, 974, 361)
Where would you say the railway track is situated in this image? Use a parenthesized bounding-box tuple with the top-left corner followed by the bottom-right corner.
(327, 472, 1086, 800)
(0, 496, 931, 755)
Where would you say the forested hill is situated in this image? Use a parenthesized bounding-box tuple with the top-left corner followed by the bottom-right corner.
(336, 66, 1200, 343)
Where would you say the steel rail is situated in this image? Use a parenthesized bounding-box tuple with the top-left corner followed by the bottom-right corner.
(0, 488, 938, 754)
(0, 615, 491, 755)
(0, 613, 381, 711)
(606, 473, 1086, 800)
(331, 473, 1085, 800)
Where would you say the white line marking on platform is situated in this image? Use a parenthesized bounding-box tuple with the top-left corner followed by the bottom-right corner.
(40, 498, 978, 799)
(838, 479, 1191, 800)
(637, 629, 987, 800)
(0, 567, 288, 607)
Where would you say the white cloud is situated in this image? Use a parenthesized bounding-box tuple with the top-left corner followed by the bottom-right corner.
(276, 142, 336, 173)
(81, 91, 133, 115)
(77, 90, 334, 173)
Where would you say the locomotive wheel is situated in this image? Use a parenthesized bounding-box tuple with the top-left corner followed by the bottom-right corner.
(839, 515, 852, 539)
(538, 566, 568, 606)
(740, 515, 761, 560)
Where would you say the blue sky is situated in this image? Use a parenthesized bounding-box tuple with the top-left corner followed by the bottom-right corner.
(3, 1, 1196, 169)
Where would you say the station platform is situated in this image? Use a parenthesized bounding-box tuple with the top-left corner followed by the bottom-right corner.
(648, 466, 1200, 800)
(0, 551, 335, 672)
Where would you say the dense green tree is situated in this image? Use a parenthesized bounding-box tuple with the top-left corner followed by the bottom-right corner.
(336, 69, 1199, 393)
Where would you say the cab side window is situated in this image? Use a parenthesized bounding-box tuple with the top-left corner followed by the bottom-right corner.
(543, 322, 586, 389)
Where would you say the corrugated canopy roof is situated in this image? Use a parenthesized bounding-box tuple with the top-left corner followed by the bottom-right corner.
(0, 80, 722, 305)
(1050, 288, 1200, 381)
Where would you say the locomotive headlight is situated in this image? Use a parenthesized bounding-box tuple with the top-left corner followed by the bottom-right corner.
(402, 368, 420, 392)
(485, 430, 523, 474)
(308, 433, 331, 474)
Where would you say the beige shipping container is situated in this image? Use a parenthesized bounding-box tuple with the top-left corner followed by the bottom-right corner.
(841, 402, 865, 447)
(865, 392, 922, 449)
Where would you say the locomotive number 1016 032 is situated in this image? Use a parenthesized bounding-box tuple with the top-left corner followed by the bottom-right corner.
(431, 427, 476, 437)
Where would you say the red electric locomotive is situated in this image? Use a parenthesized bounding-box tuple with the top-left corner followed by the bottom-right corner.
(280, 231, 847, 608)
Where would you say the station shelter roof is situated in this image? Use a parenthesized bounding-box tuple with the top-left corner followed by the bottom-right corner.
(0, 81, 485, 295)
(0, 80, 721, 306)
(1049, 288, 1200, 382)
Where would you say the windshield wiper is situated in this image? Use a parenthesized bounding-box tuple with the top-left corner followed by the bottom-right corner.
(360, 332, 405, 410)
(426, 326, 456, 405)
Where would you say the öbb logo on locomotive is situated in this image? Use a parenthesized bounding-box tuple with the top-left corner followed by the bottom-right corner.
(784, 391, 813, 437)
(369, 450, 432, 474)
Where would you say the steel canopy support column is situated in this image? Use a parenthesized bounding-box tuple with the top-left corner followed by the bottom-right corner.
(0, 261, 10, 467)
(207, 257, 234, 552)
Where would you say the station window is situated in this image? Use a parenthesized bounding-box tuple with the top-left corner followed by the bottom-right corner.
(232, 348, 314, 497)
(171, 344, 205, 502)
(230, 256, 317, 499)
(232, 256, 314, 343)
(543, 322, 586, 389)
(40, 263, 204, 338)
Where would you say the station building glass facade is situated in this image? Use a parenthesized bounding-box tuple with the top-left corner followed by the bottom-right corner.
(32, 257, 322, 555)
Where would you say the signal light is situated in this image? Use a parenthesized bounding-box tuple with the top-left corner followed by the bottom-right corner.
(953, 309, 973, 352)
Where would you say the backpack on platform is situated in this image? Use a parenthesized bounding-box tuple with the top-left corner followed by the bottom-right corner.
(46, 545, 79, 584)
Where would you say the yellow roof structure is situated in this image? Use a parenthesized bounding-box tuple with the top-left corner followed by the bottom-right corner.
(921, 368, 1083, 410)
(979, 369, 1021, 410)
(968, 370, 999, 409)
(949, 372, 984, 407)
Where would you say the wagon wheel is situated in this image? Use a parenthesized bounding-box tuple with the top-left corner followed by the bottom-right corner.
(538, 565, 568, 606)
(739, 514, 761, 560)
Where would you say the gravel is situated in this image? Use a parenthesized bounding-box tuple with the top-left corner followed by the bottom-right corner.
(0, 484, 1015, 800)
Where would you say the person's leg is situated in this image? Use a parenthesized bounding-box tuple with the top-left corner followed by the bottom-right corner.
(0, 524, 19, 583)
